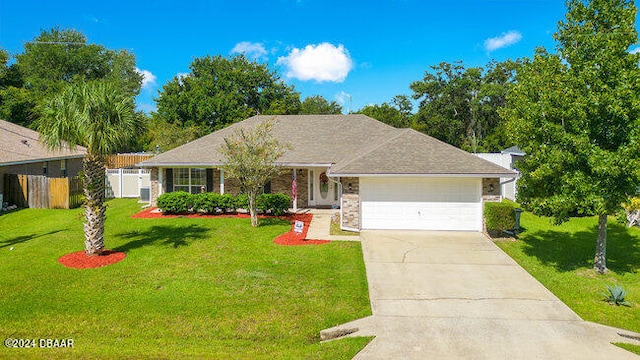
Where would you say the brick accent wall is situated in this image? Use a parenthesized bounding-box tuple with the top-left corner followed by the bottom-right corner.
(340, 177, 360, 230)
(482, 178, 500, 197)
(150, 168, 159, 206)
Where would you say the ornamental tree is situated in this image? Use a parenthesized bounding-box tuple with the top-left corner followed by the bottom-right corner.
(499, 0, 640, 274)
(220, 120, 290, 227)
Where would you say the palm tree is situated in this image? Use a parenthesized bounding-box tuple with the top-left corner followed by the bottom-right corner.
(38, 80, 139, 256)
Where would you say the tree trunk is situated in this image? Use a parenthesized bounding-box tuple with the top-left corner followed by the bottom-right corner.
(594, 214, 608, 274)
(83, 154, 106, 256)
(248, 190, 258, 227)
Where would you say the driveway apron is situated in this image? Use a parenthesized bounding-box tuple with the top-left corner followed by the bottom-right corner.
(351, 230, 638, 359)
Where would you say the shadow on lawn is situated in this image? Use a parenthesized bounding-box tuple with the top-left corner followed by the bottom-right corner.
(520, 222, 640, 274)
(0, 230, 64, 249)
(114, 224, 209, 252)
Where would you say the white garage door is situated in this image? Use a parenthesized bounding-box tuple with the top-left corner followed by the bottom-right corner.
(360, 177, 482, 231)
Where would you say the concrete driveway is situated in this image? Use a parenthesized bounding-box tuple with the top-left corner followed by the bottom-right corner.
(322, 231, 639, 359)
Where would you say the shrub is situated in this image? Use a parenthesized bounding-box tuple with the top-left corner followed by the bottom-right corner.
(235, 194, 249, 210)
(485, 201, 516, 236)
(257, 193, 292, 216)
(602, 284, 631, 307)
(193, 192, 221, 213)
(157, 191, 194, 214)
(219, 194, 237, 213)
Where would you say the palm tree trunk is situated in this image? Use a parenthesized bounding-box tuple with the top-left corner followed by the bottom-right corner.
(594, 214, 608, 274)
(83, 154, 106, 256)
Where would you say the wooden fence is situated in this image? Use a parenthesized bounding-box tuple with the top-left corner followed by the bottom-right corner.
(4, 174, 83, 209)
(104, 154, 153, 169)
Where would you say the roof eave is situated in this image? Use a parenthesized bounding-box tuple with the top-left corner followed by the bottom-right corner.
(0, 154, 86, 167)
(327, 172, 518, 178)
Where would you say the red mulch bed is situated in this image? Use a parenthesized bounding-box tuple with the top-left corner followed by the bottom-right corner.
(58, 250, 126, 269)
(131, 208, 330, 246)
(273, 213, 330, 246)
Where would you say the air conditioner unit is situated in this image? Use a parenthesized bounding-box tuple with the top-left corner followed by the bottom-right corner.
(139, 187, 150, 202)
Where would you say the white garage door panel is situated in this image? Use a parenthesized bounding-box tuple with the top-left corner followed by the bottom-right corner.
(360, 177, 482, 231)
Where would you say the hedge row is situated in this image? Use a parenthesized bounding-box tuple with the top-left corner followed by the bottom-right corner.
(156, 191, 291, 216)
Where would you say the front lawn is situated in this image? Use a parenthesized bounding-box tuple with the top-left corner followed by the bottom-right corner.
(496, 212, 640, 334)
(0, 199, 371, 359)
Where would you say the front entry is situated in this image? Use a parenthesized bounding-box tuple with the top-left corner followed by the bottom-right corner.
(308, 169, 339, 208)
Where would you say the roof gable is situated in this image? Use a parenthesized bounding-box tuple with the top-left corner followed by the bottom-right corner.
(330, 129, 516, 176)
(0, 120, 86, 166)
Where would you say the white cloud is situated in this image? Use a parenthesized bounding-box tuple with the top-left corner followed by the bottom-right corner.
(277, 43, 353, 83)
(630, 47, 640, 54)
(484, 31, 522, 52)
(231, 41, 268, 59)
(335, 91, 351, 105)
(136, 68, 157, 89)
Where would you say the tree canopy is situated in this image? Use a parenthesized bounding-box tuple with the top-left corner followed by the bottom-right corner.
(299, 95, 342, 114)
(499, 0, 640, 274)
(410, 60, 519, 152)
(0, 27, 142, 128)
(357, 95, 413, 128)
(156, 55, 300, 132)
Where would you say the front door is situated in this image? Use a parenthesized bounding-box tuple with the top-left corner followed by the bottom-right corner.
(309, 169, 339, 208)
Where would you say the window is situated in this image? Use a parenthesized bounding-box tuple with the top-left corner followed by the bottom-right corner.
(61, 159, 67, 177)
(263, 181, 271, 194)
(43, 161, 48, 175)
(173, 168, 207, 194)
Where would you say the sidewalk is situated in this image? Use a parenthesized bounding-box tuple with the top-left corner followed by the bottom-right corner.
(304, 209, 360, 241)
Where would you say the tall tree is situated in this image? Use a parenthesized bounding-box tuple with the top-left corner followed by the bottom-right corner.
(0, 28, 142, 127)
(500, 0, 640, 274)
(299, 95, 342, 114)
(37, 80, 140, 255)
(156, 55, 300, 132)
(410, 60, 518, 152)
(357, 95, 413, 128)
(220, 121, 289, 227)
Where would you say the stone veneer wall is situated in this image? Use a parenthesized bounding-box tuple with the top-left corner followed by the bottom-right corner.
(149, 168, 159, 206)
(340, 177, 360, 230)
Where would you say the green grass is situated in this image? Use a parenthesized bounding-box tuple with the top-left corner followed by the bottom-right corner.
(0, 199, 371, 359)
(329, 216, 359, 236)
(495, 212, 640, 346)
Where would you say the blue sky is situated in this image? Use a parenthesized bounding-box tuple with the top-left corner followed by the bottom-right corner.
(2, 1, 576, 113)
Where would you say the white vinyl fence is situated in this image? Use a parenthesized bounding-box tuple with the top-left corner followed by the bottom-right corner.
(106, 169, 151, 201)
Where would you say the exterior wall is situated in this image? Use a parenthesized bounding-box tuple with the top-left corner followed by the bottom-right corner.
(0, 157, 83, 202)
(475, 153, 519, 201)
(150, 168, 159, 206)
(148, 167, 311, 208)
(1, 158, 82, 178)
(340, 177, 360, 230)
(482, 178, 501, 200)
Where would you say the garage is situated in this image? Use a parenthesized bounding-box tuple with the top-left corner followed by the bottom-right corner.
(360, 177, 482, 231)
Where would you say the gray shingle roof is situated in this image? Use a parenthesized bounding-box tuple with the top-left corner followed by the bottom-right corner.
(0, 119, 86, 166)
(139, 114, 516, 177)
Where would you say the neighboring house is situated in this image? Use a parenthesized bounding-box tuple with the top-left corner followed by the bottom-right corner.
(474, 146, 525, 201)
(139, 115, 516, 232)
(0, 119, 86, 205)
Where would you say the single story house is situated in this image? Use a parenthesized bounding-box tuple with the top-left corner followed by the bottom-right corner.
(474, 146, 525, 201)
(0, 119, 86, 206)
(139, 114, 516, 232)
